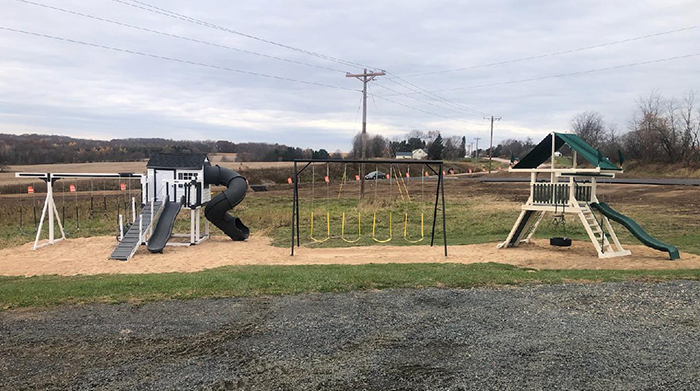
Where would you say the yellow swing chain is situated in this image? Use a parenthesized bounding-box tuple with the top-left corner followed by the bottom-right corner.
(403, 164, 425, 243)
(309, 163, 330, 243)
(340, 163, 362, 243)
(372, 164, 392, 243)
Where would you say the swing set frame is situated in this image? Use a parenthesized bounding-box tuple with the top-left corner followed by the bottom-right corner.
(290, 159, 447, 256)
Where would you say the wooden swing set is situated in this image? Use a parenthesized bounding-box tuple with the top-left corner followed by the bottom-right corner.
(290, 159, 447, 256)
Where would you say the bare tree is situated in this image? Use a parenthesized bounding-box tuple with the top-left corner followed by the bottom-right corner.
(570, 111, 606, 149)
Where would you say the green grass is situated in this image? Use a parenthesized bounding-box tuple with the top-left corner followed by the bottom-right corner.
(2, 263, 699, 310)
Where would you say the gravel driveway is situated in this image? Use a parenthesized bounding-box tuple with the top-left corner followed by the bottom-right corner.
(1, 281, 699, 390)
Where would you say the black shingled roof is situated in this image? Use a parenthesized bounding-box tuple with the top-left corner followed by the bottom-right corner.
(146, 154, 208, 170)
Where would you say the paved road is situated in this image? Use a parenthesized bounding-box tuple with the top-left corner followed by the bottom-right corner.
(481, 177, 700, 186)
(2, 281, 699, 390)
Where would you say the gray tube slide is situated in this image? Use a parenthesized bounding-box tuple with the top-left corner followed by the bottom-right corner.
(203, 164, 249, 241)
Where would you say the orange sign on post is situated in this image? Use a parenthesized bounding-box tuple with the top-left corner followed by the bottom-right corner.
(27, 186, 34, 194)
(69, 184, 76, 192)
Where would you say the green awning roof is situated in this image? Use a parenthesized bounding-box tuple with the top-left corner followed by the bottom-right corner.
(512, 132, 621, 171)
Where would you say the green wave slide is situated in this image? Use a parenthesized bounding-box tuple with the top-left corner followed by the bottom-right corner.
(590, 202, 680, 260)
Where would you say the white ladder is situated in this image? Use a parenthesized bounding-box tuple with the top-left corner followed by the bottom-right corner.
(578, 201, 630, 258)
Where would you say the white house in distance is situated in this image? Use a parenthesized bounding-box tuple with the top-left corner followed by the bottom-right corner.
(396, 149, 428, 160)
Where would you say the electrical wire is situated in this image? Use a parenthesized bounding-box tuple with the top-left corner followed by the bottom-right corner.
(370, 93, 486, 127)
(11, 0, 348, 74)
(404, 24, 700, 77)
(372, 82, 482, 117)
(110, 0, 383, 71)
(0, 26, 360, 93)
(376, 53, 700, 95)
(428, 53, 700, 93)
(382, 72, 488, 116)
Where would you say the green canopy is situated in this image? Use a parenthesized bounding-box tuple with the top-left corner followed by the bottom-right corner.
(512, 132, 621, 171)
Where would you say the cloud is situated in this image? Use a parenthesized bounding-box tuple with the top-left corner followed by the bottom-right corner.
(0, 0, 698, 152)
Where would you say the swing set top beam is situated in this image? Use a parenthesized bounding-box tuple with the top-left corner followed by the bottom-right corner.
(293, 159, 443, 164)
(15, 172, 143, 181)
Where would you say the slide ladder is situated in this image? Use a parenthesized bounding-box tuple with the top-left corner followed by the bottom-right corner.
(577, 201, 630, 258)
(590, 202, 679, 260)
(109, 200, 162, 261)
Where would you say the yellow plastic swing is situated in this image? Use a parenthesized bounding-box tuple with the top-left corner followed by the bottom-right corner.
(403, 212, 424, 243)
(341, 212, 362, 243)
(372, 211, 392, 243)
(401, 164, 425, 243)
(309, 163, 331, 243)
(309, 211, 331, 243)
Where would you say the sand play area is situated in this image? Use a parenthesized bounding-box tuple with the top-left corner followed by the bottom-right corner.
(1, 235, 699, 276)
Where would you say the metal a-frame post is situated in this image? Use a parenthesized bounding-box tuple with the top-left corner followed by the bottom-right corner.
(33, 173, 66, 250)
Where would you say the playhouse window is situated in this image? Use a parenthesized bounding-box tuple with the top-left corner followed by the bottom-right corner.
(178, 172, 197, 188)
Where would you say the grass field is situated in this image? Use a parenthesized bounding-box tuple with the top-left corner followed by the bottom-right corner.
(2, 262, 699, 309)
(1, 169, 699, 310)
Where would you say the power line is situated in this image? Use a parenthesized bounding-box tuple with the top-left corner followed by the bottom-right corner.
(371, 82, 481, 117)
(382, 73, 489, 116)
(0, 26, 360, 93)
(370, 93, 486, 127)
(378, 53, 700, 95)
(110, 0, 382, 71)
(11, 0, 347, 74)
(404, 24, 700, 78)
(108, 0, 494, 120)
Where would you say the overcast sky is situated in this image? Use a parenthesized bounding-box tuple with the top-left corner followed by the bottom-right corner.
(1, 0, 698, 151)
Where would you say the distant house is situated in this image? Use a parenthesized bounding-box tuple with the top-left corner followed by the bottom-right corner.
(395, 151, 412, 160)
(412, 149, 428, 160)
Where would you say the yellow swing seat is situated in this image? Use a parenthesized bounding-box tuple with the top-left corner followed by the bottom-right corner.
(309, 211, 331, 243)
(341, 212, 362, 243)
(403, 212, 424, 243)
(372, 212, 392, 243)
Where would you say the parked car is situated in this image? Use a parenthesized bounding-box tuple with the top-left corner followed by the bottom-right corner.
(364, 171, 388, 180)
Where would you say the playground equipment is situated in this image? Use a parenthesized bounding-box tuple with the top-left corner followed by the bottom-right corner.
(498, 132, 679, 260)
(16, 153, 249, 260)
(290, 158, 447, 256)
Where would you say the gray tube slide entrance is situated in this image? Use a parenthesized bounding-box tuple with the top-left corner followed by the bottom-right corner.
(203, 164, 249, 241)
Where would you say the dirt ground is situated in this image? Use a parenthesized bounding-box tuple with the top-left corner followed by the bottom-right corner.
(1, 234, 698, 277)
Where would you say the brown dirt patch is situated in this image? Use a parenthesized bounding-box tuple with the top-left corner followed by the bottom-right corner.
(1, 235, 698, 277)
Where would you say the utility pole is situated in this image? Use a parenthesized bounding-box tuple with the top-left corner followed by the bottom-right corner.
(346, 68, 385, 197)
(474, 137, 481, 160)
(484, 116, 501, 173)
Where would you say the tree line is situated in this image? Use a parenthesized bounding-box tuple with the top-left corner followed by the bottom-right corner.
(570, 91, 699, 166)
(347, 130, 467, 160)
(0, 134, 338, 167)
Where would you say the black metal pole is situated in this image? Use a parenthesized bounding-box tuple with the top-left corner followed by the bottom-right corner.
(291, 162, 297, 256)
(441, 162, 447, 257)
(295, 175, 300, 247)
(430, 164, 441, 247)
